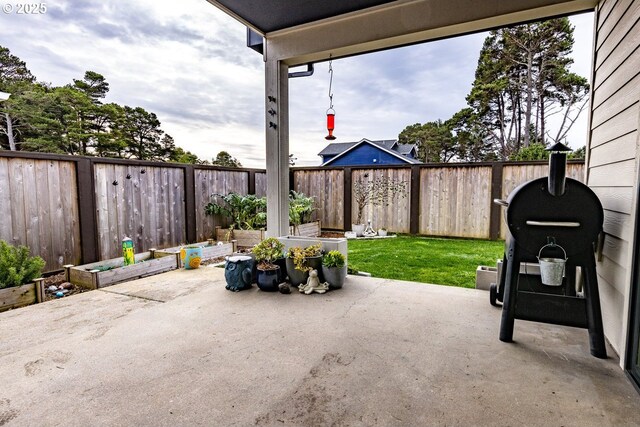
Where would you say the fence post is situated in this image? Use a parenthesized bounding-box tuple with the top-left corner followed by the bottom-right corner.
(410, 165, 421, 235)
(248, 170, 256, 195)
(76, 157, 98, 263)
(289, 169, 295, 192)
(343, 167, 352, 231)
(489, 162, 504, 240)
(184, 165, 197, 243)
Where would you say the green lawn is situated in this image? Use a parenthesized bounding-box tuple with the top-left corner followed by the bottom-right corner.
(347, 235, 505, 288)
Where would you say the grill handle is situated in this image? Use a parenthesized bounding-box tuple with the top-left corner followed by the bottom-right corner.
(493, 199, 509, 207)
(525, 220, 581, 227)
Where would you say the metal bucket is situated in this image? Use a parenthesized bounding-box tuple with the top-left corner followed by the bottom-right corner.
(537, 244, 567, 287)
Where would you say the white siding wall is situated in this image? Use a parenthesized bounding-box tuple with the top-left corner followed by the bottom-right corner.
(589, 0, 640, 362)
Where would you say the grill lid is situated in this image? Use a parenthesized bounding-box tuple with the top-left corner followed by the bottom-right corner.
(506, 177, 603, 256)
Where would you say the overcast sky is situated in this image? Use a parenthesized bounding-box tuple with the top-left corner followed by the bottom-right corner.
(0, 1, 594, 168)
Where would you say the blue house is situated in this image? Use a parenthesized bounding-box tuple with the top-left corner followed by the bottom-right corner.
(318, 138, 420, 166)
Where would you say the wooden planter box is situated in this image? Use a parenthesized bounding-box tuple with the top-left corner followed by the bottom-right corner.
(215, 221, 322, 247)
(290, 220, 322, 237)
(155, 240, 236, 267)
(0, 278, 45, 312)
(66, 251, 180, 290)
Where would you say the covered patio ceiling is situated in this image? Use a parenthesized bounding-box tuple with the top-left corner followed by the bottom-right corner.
(207, 0, 597, 65)
(207, 0, 397, 34)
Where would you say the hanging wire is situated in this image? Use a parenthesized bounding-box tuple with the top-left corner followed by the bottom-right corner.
(327, 55, 334, 112)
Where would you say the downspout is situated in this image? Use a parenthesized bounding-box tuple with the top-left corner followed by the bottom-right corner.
(288, 63, 314, 78)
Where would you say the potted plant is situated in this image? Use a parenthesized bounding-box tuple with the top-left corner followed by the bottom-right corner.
(321, 250, 347, 289)
(180, 245, 203, 269)
(286, 243, 322, 286)
(0, 240, 46, 311)
(378, 227, 388, 237)
(252, 237, 285, 292)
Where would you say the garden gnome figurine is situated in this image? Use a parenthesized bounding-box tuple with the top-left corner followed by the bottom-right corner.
(299, 269, 330, 295)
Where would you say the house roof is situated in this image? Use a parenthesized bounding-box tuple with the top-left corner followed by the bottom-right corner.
(317, 139, 401, 157)
(318, 142, 358, 156)
(320, 138, 421, 166)
(396, 143, 415, 155)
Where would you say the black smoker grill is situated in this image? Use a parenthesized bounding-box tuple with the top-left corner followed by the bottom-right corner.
(491, 143, 607, 358)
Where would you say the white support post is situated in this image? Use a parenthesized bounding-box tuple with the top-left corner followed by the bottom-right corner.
(264, 59, 290, 237)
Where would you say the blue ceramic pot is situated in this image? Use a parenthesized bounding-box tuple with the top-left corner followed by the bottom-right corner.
(257, 267, 280, 292)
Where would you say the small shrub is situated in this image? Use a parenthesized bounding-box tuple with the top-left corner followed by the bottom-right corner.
(252, 237, 284, 269)
(287, 243, 322, 272)
(322, 251, 345, 269)
(0, 240, 45, 289)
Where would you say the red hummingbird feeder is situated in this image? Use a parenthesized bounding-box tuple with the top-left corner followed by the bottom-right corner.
(325, 108, 336, 140)
(325, 57, 336, 140)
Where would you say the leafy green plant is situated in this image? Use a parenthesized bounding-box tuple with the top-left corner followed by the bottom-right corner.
(0, 240, 46, 289)
(289, 191, 315, 226)
(322, 250, 345, 269)
(205, 191, 317, 232)
(287, 243, 322, 272)
(252, 237, 284, 270)
(204, 192, 267, 230)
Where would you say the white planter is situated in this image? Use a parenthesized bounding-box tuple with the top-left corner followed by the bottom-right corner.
(378, 229, 388, 237)
(352, 224, 365, 237)
(277, 236, 348, 264)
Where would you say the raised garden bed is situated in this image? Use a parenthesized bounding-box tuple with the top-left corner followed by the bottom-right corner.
(0, 278, 45, 312)
(215, 220, 321, 247)
(155, 240, 236, 267)
(66, 250, 180, 290)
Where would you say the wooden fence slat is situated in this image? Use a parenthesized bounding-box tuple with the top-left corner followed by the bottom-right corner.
(0, 159, 11, 243)
(47, 161, 64, 267)
(22, 159, 40, 252)
(34, 160, 50, 265)
(9, 159, 26, 246)
(59, 161, 81, 266)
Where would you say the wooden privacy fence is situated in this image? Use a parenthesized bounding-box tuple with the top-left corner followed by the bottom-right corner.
(292, 162, 585, 240)
(0, 151, 584, 271)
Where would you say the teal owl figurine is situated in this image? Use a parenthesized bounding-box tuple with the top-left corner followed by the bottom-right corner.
(225, 255, 254, 292)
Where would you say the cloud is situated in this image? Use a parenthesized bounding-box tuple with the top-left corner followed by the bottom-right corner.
(0, 5, 594, 167)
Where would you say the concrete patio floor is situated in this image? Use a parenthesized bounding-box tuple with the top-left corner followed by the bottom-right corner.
(1, 267, 639, 427)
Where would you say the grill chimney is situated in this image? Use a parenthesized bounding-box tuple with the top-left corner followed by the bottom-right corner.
(547, 142, 572, 196)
